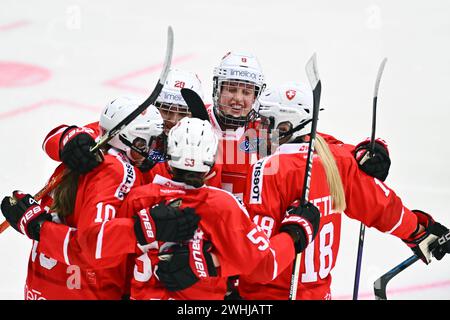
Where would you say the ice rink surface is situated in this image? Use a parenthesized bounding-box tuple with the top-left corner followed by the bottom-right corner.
(0, 0, 449, 300)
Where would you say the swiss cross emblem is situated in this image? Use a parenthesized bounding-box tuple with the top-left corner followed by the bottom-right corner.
(241, 57, 247, 63)
(286, 90, 296, 100)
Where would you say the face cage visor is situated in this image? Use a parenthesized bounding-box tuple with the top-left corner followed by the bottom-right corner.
(155, 102, 192, 132)
(118, 135, 160, 159)
(215, 79, 261, 129)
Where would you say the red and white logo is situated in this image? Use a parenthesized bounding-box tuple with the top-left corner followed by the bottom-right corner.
(191, 239, 207, 278)
(286, 90, 296, 100)
(138, 209, 155, 240)
(241, 57, 247, 63)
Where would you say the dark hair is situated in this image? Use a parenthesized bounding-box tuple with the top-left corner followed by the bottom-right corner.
(50, 169, 80, 220)
(171, 167, 205, 188)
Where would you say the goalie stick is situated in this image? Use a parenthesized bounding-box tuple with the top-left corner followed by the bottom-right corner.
(0, 26, 174, 234)
(373, 254, 419, 300)
(352, 57, 388, 300)
(289, 53, 321, 300)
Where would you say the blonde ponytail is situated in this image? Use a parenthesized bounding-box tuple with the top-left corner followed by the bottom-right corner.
(315, 135, 346, 212)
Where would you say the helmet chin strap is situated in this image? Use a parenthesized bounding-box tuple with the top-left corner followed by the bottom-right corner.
(118, 135, 150, 159)
(278, 119, 313, 140)
(214, 106, 246, 129)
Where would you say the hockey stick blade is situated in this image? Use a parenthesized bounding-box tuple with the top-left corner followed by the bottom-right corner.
(0, 27, 174, 235)
(289, 53, 322, 300)
(91, 26, 174, 153)
(369, 57, 388, 152)
(180, 88, 210, 122)
(373, 254, 419, 300)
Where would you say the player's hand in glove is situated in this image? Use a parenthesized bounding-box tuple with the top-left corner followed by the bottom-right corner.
(354, 137, 390, 181)
(60, 126, 102, 174)
(1, 191, 52, 241)
(279, 202, 321, 254)
(403, 210, 450, 264)
(134, 200, 200, 245)
(156, 240, 217, 291)
(136, 157, 157, 173)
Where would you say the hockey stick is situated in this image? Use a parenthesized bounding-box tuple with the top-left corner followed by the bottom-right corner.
(0, 26, 174, 234)
(180, 88, 210, 122)
(352, 58, 388, 299)
(0, 172, 66, 233)
(289, 53, 321, 300)
(373, 254, 419, 300)
(91, 26, 173, 152)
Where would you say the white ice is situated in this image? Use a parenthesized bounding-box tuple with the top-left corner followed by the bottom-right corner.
(0, 0, 449, 300)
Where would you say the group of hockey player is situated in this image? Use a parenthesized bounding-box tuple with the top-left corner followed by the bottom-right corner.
(1, 50, 449, 300)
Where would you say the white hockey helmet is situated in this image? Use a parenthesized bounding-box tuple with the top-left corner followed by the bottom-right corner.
(156, 68, 204, 109)
(167, 117, 218, 173)
(213, 51, 265, 128)
(156, 69, 204, 133)
(99, 95, 164, 159)
(257, 82, 313, 143)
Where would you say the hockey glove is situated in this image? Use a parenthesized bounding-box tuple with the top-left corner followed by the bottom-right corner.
(224, 276, 243, 300)
(60, 126, 102, 174)
(133, 200, 200, 245)
(354, 138, 391, 181)
(156, 240, 217, 291)
(1, 191, 52, 241)
(279, 202, 321, 254)
(137, 157, 157, 173)
(403, 210, 450, 264)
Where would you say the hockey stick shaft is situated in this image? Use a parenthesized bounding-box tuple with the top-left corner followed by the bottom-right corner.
(0, 171, 67, 233)
(352, 222, 366, 299)
(289, 54, 321, 300)
(352, 57, 388, 299)
(369, 58, 387, 153)
(0, 26, 174, 234)
(91, 26, 173, 153)
(373, 254, 419, 300)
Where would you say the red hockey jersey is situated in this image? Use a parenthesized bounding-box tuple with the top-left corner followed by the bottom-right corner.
(42, 121, 222, 188)
(26, 149, 143, 299)
(114, 175, 297, 300)
(42, 122, 100, 162)
(207, 105, 265, 200)
(146, 161, 223, 188)
(240, 140, 418, 300)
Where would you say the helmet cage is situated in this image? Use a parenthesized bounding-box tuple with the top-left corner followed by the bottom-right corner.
(155, 101, 192, 131)
(212, 51, 265, 129)
(118, 134, 160, 159)
(213, 77, 265, 128)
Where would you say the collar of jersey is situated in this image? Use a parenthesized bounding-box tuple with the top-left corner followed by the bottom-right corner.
(108, 148, 131, 163)
(152, 174, 205, 190)
(275, 142, 309, 155)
